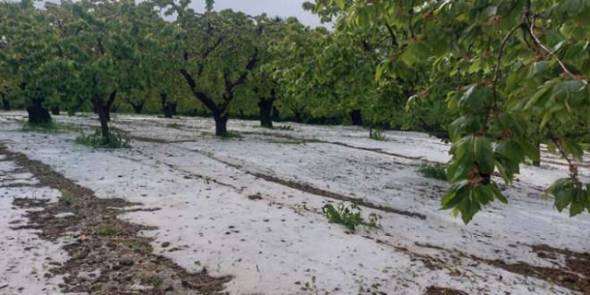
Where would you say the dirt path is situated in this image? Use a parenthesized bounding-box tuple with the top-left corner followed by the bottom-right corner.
(130, 134, 428, 220)
(0, 144, 231, 294)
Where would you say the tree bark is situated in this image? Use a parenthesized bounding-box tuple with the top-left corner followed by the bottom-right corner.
(97, 106, 110, 142)
(259, 98, 274, 128)
(92, 90, 117, 143)
(160, 93, 177, 118)
(1, 94, 10, 111)
(350, 109, 363, 126)
(26, 99, 51, 124)
(214, 113, 228, 136)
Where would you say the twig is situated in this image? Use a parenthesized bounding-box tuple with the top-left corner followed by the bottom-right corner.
(526, 15, 577, 79)
(551, 136, 579, 181)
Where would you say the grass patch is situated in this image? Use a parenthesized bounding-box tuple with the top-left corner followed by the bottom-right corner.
(322, 202, 381, 232)
(220, 131, 241, 140)
(96, 223, 118, 236)
(417, 164, 448, 181)
(21, 121, 79, 133)
(369, 128, 386, 141)
(75, 129, 130, 149)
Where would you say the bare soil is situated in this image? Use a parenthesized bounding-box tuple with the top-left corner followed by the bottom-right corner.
(1, 144, 231, 294)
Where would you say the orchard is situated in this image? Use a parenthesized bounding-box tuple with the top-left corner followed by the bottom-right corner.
(0, 0, 588, 294)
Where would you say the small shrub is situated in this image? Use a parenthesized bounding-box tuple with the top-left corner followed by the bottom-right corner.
(322, 203, 380, 232)
(301, 276, 318, 294)
(367, 213, 382, 228)
(369, 128, 386, 141)
(59, 190, 78, 207)
(75, 129, 130, 148)
(96, 223, 117, 236)
(418, 164, 448, 181)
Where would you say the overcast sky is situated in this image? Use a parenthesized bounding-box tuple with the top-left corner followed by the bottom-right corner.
(191, 0, 322, 27)
(37, 0, 324, 27)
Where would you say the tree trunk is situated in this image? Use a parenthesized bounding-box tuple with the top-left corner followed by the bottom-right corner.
(26, 100, 51, 124)
(1, 95, 10, 111)
(97, 107, 110, 143)
(131, 101, 144, 114)
(214, 113, 228, 137)
(161, 93, 177, 118)
(92, 91, 116, 143)
(350, 109, 363, 126)
(164, 102, 177, 118)
(259, 98, 274, 128)
(50, 106, 60, 115)
(108, 107, 116, 120)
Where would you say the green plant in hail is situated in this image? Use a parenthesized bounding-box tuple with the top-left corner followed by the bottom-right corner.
(75, 129, 130, 149)
(418, 164, 448, 181)
(323, 202, 381, 232)
(369, 128, 386, 141)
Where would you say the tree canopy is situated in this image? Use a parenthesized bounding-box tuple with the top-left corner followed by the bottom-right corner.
(309, 0, 590, 222)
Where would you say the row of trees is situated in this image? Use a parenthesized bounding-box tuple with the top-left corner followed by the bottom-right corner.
(1, 0, 439, 138)
(1, 0, 588, 222)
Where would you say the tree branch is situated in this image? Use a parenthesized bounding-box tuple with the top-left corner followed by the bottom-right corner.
(196, 37, 224, 76)
(107, 90, 117, 107)
(225, 48, 258, 91)
(179, 68, 220, 114)
(525, 15, 577, 79)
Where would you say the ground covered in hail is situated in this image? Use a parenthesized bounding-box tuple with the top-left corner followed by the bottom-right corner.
(0, 111, 589, 295)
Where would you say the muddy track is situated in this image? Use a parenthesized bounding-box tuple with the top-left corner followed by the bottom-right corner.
(130, 135, 427, 220)
(199, 154, 427, 220)
(414, 242, 590, 294)
(0, 144, 231, 294)
(424, 286, 468, 295)
(94, 117, 434, 166)
(235, 130, 438, 165)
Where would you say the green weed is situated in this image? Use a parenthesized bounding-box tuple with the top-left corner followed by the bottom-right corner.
(369, 128, 386, 141)
(96, 223, 117, 236)
(417, 164, 448, 181)
(220, 131, 241, 139)
(75, 129, 130, 148)
(301, 276, 318, 294)
(322, 203, 381, 232)
(59, 190, 78, 207)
